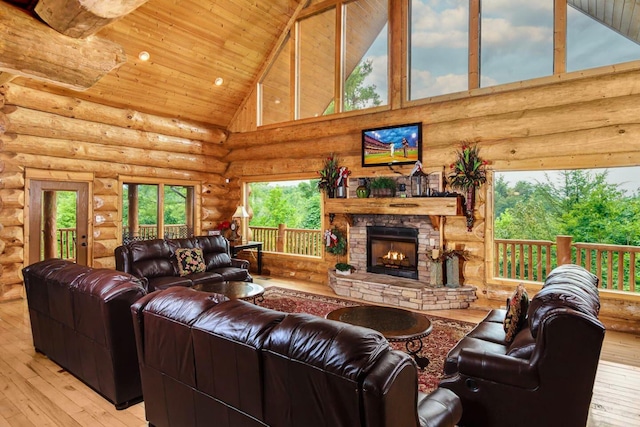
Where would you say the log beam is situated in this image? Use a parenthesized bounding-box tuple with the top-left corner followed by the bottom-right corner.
(0, 2, 126, 90)
(35, 0, 150, 38)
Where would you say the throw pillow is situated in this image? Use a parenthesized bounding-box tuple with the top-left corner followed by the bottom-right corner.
(503, 283, 529, 343)
(175, 247, 206, 277)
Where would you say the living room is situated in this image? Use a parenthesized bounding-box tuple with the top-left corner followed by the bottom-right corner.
(1, 0, 640, 425)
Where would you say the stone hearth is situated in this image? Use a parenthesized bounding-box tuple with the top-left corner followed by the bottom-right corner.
(328, 270, 477, 311)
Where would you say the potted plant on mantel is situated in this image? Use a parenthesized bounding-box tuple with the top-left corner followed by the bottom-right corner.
(317, 154, 350, 198)
(369, 176, 397, 197)
(448, 143, 488, 231)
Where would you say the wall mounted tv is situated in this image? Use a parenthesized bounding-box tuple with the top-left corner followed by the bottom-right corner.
(361, 122, 422, 167)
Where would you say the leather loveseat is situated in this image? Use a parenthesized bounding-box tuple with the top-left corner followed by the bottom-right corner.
(22, 259, 147, 409)
(115, 235, 252, 292)
(131, 286, 463, 427)
(440, 264, 605, 427)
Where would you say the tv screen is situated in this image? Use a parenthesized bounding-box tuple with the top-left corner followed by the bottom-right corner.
(361, 122, 422, 167)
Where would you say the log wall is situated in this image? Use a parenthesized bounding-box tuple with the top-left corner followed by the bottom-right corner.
(0, 84, 232, 302)
(227, 66, 640, 331)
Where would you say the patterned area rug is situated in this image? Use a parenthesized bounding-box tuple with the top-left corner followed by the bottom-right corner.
(256, 286, 475, 393)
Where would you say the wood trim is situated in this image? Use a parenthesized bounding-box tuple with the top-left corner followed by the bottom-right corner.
(469, 0, 480, 89)
(335, 3, 344, 113)
(25, 169, 94, 182)
(554, 0, 567, 75)
(390, 0, 403, 109)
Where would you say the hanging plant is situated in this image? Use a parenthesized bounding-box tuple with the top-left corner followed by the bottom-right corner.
(448, 143, 489, 231)
(324, 227, 347, 255)
(448, 143, 488, 190)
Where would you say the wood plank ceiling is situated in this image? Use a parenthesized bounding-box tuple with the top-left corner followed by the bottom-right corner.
(2, 0, 301, 128)
(569, 0, 640, 44)
(2, 0, 639, 130)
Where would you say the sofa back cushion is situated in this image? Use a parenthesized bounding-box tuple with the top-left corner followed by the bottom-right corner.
(197, 235, 233, 269)
(527, 264, 599, 339)
(192, 300, 285, 421)
(262, 313, 389, 427)
(128, 239, 176, 278)
(136, 287, 228, 387)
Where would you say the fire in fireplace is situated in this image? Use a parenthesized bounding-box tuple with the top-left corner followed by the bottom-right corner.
(367, 226, 419, 279)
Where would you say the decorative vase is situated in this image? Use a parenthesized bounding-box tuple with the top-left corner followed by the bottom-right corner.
(465, 187, 475, 231)
(327, 187, 335, 199)
(445, 255, 461, 288)
(430, 261, 444, 287)
(356, 181, 370, 198)
(336, 184, 346, 198)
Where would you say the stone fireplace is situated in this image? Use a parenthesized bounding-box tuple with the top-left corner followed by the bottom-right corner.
(367, 226, 419, 279)
(349, 214, 439, 284)
(328, 212, 477, 311)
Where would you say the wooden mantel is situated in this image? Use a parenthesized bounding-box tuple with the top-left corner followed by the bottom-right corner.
(324, 196, 463, 229)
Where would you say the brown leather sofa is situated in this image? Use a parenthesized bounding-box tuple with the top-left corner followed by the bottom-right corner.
(115, 235, 252, 291)
(22, 259, 147, 409)
(440, 264, 605, 427)
(131, 286, 463, 427)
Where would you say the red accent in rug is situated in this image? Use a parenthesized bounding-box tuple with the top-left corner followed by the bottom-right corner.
(257, 286, 475, 394)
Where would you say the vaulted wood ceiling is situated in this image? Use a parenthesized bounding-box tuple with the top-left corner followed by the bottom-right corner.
(1, 0, 639, 131)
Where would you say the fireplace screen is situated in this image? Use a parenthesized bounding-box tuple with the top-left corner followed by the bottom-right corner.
(367, 226, 419, 279)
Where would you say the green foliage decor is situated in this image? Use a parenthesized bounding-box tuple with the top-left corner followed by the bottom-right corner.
(448, 143, 488, 190)
(335, 262, 354, 272)
(369, 176, 397, 189)
(324, 227, 347, 255)
(317, 154, 340, 194)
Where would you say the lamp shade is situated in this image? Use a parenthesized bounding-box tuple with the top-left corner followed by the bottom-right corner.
(232, 205, 249, 218)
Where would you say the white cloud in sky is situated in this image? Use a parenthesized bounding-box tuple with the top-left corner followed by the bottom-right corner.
(411, 1, 468, 49)
(410, 69, 467, 98)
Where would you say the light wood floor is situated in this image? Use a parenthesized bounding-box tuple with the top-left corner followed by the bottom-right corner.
(0, 276, 638, 426)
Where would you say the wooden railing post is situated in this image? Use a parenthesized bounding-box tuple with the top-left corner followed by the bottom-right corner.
(276, 224, 286, 253)
(557, 235, 572, 265)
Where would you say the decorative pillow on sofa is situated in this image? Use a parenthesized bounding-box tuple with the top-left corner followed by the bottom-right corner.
(503, 283, 529, 343)
(175, 248, 206, 277)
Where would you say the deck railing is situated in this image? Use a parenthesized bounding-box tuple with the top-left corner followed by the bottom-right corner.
(55, 228, 76, 260)
(250, 225, 323, 257)
(495, 236, 640, 293)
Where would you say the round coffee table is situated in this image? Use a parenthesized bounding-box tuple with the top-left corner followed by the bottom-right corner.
(191, 281, 265, 303)
(326, 305, 432, 368)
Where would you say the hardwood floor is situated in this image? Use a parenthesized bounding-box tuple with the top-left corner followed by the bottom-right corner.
(0, 276, 638, 426)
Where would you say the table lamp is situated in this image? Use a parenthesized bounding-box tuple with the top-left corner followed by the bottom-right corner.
(231, 205, 249, 243)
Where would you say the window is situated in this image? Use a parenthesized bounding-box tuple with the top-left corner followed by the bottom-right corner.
(298, 7, 336, 119)
(480, 0, 553, 87)
(260, 37, 292, 126)
(493, 167, 640, 291)
(409, 0, 468, 99)
(248, 180, 322, 257)
(566, 4, 640, 72)
(122, 181, 196, 243)
(343, 0, 388, 111)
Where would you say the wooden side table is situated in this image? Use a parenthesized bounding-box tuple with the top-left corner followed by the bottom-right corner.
(230, 241, 263, 274)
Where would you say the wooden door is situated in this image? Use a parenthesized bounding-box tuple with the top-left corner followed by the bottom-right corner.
(28, 181, 90, 265)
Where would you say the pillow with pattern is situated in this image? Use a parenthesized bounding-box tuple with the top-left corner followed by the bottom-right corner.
(503, 283, 529, 343)
(175, 247, 206, 277)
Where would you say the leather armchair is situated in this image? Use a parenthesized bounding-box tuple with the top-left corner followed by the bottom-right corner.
(440, 264, 605, 427)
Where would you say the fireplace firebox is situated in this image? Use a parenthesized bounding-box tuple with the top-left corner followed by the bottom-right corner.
(366, 226, 419, 279)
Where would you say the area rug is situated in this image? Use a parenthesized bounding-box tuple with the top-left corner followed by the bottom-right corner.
(256, 286, 475, 394)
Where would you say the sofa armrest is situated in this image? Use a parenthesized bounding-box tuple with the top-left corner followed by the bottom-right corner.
(231, 258, 250, 270)
(417, 388, 461, 427)
(457, 348, 538, 389)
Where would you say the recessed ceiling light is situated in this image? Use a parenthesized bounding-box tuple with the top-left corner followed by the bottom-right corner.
(274, 98, 281, 104)
(214, 77, 224, 86)
(138, 51, 150, 61)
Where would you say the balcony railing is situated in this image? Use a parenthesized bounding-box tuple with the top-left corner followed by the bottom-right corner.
(250, 225, 323, 257)
(122, 224, 193, 244)
(495, 236, 640, 293)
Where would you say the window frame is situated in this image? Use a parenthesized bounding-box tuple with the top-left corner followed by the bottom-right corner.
(118, 176, 201, 244)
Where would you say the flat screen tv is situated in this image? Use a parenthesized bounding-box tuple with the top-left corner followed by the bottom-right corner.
(361, 122, 422, 167)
